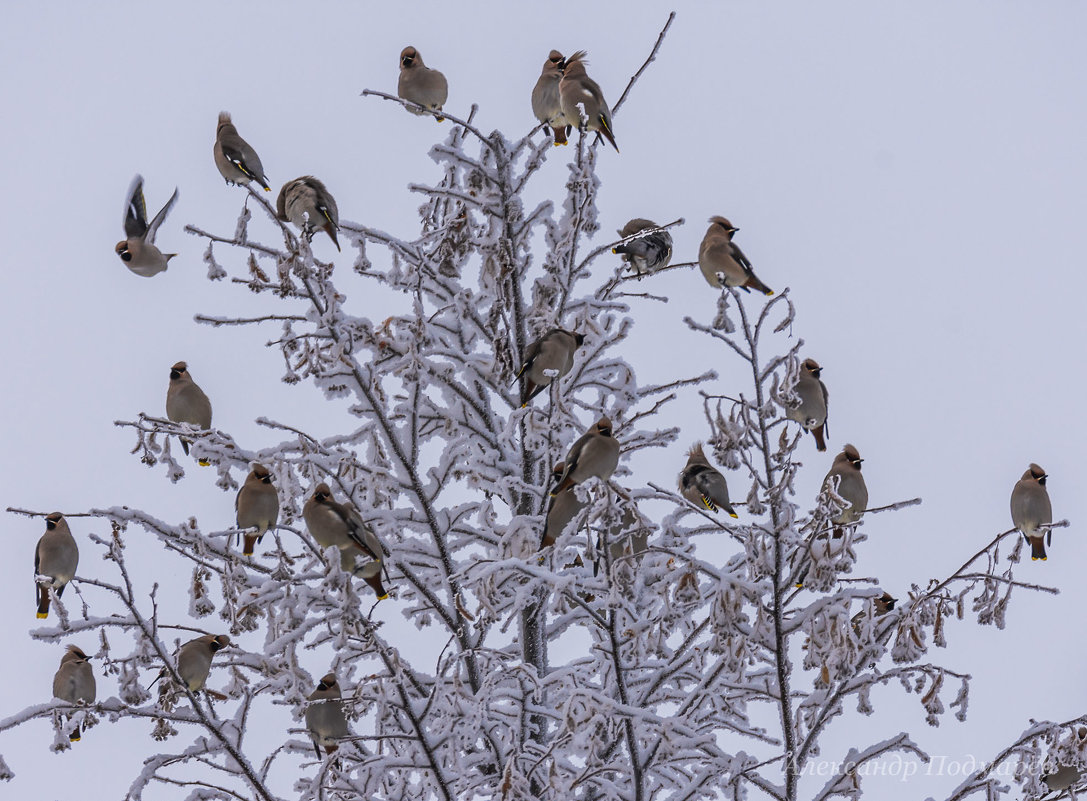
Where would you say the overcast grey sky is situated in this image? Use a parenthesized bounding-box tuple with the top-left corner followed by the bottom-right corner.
(2, 2, 1085, 798)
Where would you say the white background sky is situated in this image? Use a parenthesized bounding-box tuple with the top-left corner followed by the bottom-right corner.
(2, 2, 1085, 799)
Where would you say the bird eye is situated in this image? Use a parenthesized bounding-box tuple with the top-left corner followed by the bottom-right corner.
(121, 251, 132, 261)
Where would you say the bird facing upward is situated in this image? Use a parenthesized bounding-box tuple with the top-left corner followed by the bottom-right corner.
(532, 50, 569, 146)
(213, 111, 270, 191)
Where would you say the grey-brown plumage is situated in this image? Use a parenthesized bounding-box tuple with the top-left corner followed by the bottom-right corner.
(53, 645, 95, 741)
(612, 219, 673, 276)
(559, 51, 618, 152)
(698, 217, 773, 295)
(306, 673, 349, 758)
(302, 484, 389, 599)
(397, 46, 448, 121)
(515, 328, 584, 407)
(177, 634, 230, 692)
(1011, 463, 1053, 561)
(786, 358, 829, 451)
(35, 512, 78, 619)
(276, 176, 340, 251)
(823, 444, 868, 535)
(166, 361, 212, 463)
(213, 112, 270, 191)
(115, 175, 178, 277)
(1042, 764, 1081, 792)
(236, 464, 280, 556)
(532, 50, 569, 146)
(552, 416, 620, 496)
(678, 443, 738, 517)
(542, 461, 586, 548)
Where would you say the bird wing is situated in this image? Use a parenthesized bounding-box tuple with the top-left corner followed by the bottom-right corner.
(693, 467, 730, 508)
(123, 174, 148, 238)
(145, 187, 179, 244)
(515, 335, 544, 381)
(340, 502, 383, 560)
(729, 241, 754, 275)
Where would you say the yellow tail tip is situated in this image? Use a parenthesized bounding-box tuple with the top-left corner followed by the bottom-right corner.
(264, 187, 271, 192)
(795, 582, 804, 588)
(198, 459, 211, 467)
(729, 513, 739, 519)
(36, 612, 48, 619)
(243, 551, 254, 557)
(766, 290, 775, 296)
(436, 116, 445, 123)
(70, 735, 81, 742)
(377, 593, 390, 601)
(611, 248, 618, 254)
(1032, 556, 1047, 561)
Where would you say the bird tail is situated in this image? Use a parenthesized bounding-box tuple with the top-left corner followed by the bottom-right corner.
(242, 532, 260, 557)
(811, 424, 827, 452)
(324, 224, 341, 252)
(363, 569, 390, 600)
(551, 477, 574, 497)
(552, 125, 568, 146)
(596, 116, 619, 152)
(36, 583, 50, 619)
(68, 718, 81, 742)
(1028, 534, 1048, 561)
(744, 274, 774, 296)
(722, 503, 739, 519)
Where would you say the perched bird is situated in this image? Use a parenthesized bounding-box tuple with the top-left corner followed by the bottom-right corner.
(115, 175, 178, 277)
(542, 461, 586, 548)
(612, 219, 673, 276)
(35, 512, 79, 619)
(552, 416, 621, 496)
(823, 444, 868, 536)
(302, 484, 389, 599)
(849, 592, 898, 641)
(1042, 764, 1082, 792)
(678, 443, 738, 517)
(531, 50, 569, 146)
(785, 358, 829, 452)
(514, 328, 584, 407)
(397, 46, 448, 121)
(52, 645, 96, 741)
(1011, 463, 1053, 561)
(276, 177, 340, 251)
(698, 217, 773, 295)
(305, 673, 349, 759)
(176, 634, 230, 693)
(236, 464, 280, 556)
(213, 112, 270, 191)
(559, 51, 618, 152)
(166, 361, 213, 464)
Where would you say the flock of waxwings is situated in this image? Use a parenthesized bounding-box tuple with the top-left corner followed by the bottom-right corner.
(34, 46, 1056, 762)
